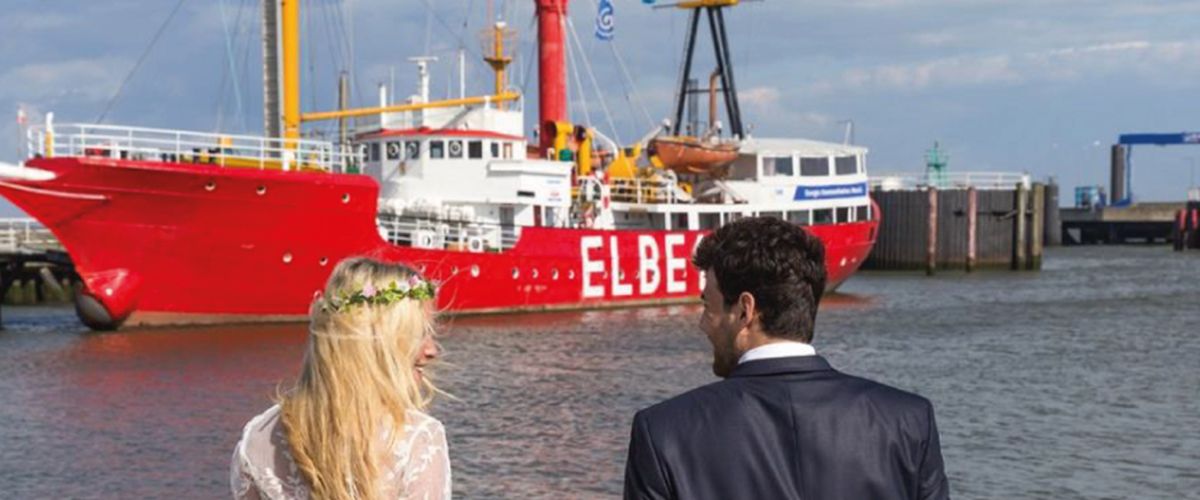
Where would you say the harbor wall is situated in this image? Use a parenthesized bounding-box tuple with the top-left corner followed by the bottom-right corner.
(865, 183, 1051, 271)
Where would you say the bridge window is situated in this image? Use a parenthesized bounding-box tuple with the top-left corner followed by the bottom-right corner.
(368, 142, 381, 162)
(763, 156, 794, 176)
(787, 210, 811, 226)
(813, 209, 833, 225)
(405, 141, 420, 160)
(835, 156, 857, 175)
(503, 142, 513, 159)
(386, 141, 402, 160)
(490, 142, 500, 159)
(836, 207, 850, 223)
(448, 140, 464, 159)
(430, 140, 445, 159)
(800, 157, 830, 177)
(468, 140, 483, 159)
(856, 205, 869, 222)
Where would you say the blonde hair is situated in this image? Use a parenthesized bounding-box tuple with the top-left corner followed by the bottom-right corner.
(279, 257, 440, 500)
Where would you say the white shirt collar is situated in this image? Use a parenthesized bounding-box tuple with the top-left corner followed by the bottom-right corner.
(737, 341, 816, 365)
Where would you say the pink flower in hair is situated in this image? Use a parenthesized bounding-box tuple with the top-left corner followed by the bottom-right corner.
(408, 275, 422, 288)
(362, 283, 377, 298)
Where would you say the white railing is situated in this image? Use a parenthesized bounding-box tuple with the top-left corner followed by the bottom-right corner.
(870, 171, 1031, 191)
(376, 215, 517, 251)
(26, 123, 361, 173)
(0, 217, 59, 253)
(608, 176, 692, 204)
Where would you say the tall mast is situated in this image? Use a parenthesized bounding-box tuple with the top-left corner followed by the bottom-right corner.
(281, 0, 301, 143)
(261, 0, 281, 138)
(535, 0, 569, 153)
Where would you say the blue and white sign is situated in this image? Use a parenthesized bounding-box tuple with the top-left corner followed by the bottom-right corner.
(794, 182, 868, 201)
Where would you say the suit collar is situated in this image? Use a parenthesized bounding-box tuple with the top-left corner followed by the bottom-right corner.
(728, 355, 834, 378)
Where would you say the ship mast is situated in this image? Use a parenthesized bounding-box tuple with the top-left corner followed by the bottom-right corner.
(262, 0, 300, 146)
(535, 0, 569, 154)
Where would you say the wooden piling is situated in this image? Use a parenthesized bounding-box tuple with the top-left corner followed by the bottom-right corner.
(967, 187, 977, 272)
(1030, 183, 1045, 270)
(1176, 209, 1186, 252)
(927, 187, 938, 275)
(1013, 182, 1028, 270)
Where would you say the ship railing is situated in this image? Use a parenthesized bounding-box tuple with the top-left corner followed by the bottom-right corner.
(870, 171, 1031, 191)
(608, 176, 691, 204)
(25, 123, 361, 173)
(376, 214, 517, 251)
(0, 218, 59, 253)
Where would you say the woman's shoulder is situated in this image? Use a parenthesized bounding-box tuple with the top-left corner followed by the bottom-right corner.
(235, 404, 285, 462)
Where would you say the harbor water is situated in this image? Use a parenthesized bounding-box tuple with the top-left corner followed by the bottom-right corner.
(0, 246, 1197, 498)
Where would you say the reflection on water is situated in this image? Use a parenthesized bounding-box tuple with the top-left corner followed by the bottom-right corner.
(1, 246, 1198, 498)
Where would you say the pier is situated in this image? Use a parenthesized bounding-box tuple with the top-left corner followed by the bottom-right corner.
(0, 218, 76, 326)
(865, 173, 1057, 272)
(1061, 203, 1183, 245)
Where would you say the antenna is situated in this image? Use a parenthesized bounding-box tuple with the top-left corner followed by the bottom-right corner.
(408, 56, 439, 103)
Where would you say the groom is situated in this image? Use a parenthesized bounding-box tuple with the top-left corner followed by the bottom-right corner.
(624, 217, 949, 500)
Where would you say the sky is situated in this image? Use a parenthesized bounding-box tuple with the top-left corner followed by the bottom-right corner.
(2, 0, 1199, 217)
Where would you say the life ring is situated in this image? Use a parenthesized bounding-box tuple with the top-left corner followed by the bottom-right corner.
(448, 141, 463, 157)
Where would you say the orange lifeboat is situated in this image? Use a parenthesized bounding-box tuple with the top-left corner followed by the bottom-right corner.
(649, 135, 740, 176)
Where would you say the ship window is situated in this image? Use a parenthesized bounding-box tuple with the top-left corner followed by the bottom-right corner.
(369, 142, 381, 162)
(787, 210, 811, 226)
(490, 142, 500, 158)
(448, 140, 464, 159)
(856, 205, 869, 222)
(405, 141, 420, 160)
(386, 141, 402, 160)
(800, 157, 830, 176)
(761, 211, 784, 220)
(813, 209, 834, 224)
(468, 140, 483, 159)
(430, 140, 445, 159)
(836, 207, 851, 223)
(835, 156, 857, 175)
(763, 156, 794, 176)
(503, 142, 513, 159)
(700, 213, 721, 229)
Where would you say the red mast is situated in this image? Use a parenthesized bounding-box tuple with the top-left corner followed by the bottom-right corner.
(535, 0, 569, 155)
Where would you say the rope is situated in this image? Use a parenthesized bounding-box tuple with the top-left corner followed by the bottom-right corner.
(96, 0, 189, 123)
(563, 18, 592, 127)
(565, 16, 621, 144)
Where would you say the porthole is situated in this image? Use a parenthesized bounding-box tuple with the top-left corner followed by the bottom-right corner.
(341, 193, 351, 203)
(511, 267, 520, 279)
(532, 269, 539, 279)
(450, 266, 459, 275)
(319, 257, 329, 266)
(282, 252, 293, 264)
(470, 265, 480, 277)
(204, 181, 216, 192)
(552, 269, 560, 280)
(256, 185, 267, 196)
(568, 270, 575, 280)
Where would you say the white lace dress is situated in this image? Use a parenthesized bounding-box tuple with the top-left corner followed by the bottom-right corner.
(230, 405, 451, 499)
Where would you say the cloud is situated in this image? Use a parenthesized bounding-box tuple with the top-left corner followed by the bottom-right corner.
(0, 57, 129, 102)
(805, 40, 1199, 94)
(739, 86, 781, 110)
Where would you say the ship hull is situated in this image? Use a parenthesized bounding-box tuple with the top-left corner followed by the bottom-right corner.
(1, 157, 877, 329)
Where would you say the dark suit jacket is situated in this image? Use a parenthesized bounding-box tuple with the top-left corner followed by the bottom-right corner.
(624, 355, 949, 500)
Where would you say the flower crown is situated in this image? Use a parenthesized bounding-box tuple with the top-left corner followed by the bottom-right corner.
(321, 275, 438, 313)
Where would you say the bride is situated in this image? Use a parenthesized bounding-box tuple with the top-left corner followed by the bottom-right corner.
(231, 258, 449, 499)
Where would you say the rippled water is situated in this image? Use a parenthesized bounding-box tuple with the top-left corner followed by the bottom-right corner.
(1, 246, 1197, 499)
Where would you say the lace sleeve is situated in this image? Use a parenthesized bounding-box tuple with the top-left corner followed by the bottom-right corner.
(400, 417, 452, 500)
(230, 441, 263, 500)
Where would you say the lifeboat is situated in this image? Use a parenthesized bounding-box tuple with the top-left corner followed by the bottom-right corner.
(649, 135, 740, 176)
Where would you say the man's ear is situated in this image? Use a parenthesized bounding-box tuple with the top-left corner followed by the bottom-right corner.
(737, 291, 756, 327)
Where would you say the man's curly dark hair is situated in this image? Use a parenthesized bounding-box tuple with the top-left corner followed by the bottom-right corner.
(692, 216, 827, 342)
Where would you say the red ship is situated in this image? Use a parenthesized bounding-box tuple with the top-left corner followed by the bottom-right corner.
(0, 0, 877, 330)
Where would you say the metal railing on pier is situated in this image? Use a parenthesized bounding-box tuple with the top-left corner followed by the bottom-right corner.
(26, 123, 360, 173)
(0, 218, 60, 254)
(870, 172, 1031, 191)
